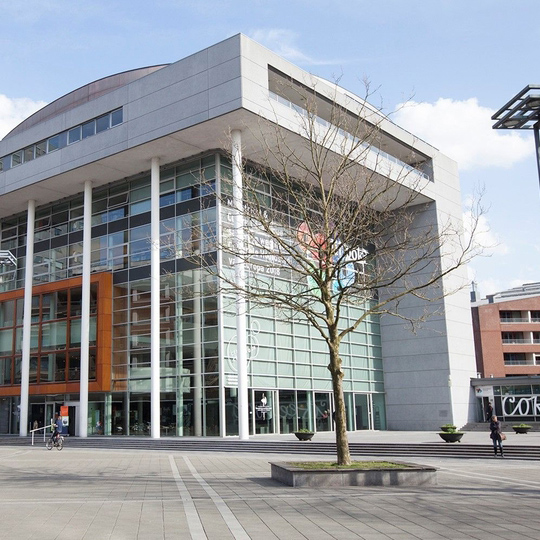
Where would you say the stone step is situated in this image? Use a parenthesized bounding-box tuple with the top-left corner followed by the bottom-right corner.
(462, 422, 540, 432)
(4, 435, 539, 461)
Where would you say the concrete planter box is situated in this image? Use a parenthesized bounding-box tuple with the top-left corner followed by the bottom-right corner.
(270, 461, 438, 488)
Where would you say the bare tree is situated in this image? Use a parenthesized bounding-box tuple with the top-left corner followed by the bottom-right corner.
(197, 80, 484, 465)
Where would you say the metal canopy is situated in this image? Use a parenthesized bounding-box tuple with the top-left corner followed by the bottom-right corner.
(492, 84, 540, 188)
(492, 85, 540, 130)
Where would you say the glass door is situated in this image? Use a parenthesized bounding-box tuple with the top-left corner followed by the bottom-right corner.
(252, 390, 275, 434)
(278, 390, 296, 434)
(315, 392, 332, 431)
(354, 394, 371, 430)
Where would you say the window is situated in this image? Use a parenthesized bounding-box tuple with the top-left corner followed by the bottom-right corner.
(502, 332, 524, 344)
(111, 108, 123, 126)
(0, 108, 123, 171)
(96, 114, 110, 133)
(130, 225, 151, 265)
(0, 278, 105, 385)
(177, 187, 194, 202)
(68, 126, 81, 144)
(11, 151, 22, 167)
(504, 353, 529, 366)
(160, 193, 175, 207)
(82, 120, 95, 139)
(48, 135, 60, 152)
(24, 147, 34, 162)
(500, 310, 523, 323)
(35, 141, 47, 157)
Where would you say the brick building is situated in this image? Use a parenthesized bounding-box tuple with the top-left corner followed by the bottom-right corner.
(471, 283, 540, 422)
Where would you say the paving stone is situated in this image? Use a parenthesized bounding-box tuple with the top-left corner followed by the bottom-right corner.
(1, 441, 540, 539)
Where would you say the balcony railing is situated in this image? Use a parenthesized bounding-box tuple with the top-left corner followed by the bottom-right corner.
(269, 91, 431, 181)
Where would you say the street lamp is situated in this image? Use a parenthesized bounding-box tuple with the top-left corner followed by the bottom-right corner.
(492, 85, 540, 186)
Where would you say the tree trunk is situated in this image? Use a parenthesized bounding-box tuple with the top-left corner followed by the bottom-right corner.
(329, 347, 351, 465)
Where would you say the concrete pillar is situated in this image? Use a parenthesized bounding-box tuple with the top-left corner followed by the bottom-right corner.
(215, 153, 227, 437)
(193, 269, 202, 436)
(20, 199, 35, 436)
(231, 130, 249, 440)
(79, 180, 92, 437)
(150, 157, 161, 438)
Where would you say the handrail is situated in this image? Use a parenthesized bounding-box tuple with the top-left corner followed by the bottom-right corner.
(30, 423, 55, 446)
(268, 91, 431, 181)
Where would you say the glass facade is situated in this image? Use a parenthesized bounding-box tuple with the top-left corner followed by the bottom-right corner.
(478, 383, 540, 422)
(0, 152, 386, 436)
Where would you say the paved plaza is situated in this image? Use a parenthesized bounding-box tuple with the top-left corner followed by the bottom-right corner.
(0, 432, 539, 539)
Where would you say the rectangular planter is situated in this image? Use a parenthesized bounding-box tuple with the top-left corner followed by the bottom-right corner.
(270, 461, 438, 488)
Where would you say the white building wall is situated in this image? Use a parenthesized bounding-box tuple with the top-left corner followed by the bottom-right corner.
(379, 152, 476, 430)
(236, 35, 477, 431)
(0, 33, 477, 432)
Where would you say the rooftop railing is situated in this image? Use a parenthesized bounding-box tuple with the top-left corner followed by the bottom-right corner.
(269, 91, 431, 182)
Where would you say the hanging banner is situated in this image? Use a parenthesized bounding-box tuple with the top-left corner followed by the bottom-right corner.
(60, 405, 69, 433)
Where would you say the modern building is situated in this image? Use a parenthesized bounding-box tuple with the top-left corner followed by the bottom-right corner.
(0, 34, 476, 437)
(472, 282, 540, 422)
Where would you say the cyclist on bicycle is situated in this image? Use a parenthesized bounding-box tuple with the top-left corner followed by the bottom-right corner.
(51, 413, 62, 443)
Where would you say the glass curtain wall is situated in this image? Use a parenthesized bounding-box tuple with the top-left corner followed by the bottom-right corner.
(219, 155, 386, 436)
(0, 150, 385, 436)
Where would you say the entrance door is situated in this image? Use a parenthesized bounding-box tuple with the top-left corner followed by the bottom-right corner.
(45, 401, 62, 432)
(315, 392, 332, 432)
(252, 390, 275, 434)
(354, 394, 371, 430)
(64, 401, 79, 436)
(278, 390, 296, 434)
(30, 403, 45, 431)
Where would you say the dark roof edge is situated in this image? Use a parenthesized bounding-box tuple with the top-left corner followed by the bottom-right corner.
(3, 65, 169, 140)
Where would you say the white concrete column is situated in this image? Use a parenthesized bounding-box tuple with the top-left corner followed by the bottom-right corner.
(193, 269, 202, 436)
(232, 130, 249, 440)
(20, 200, 35, 436)
(150, 157, 161, 438)
(215, 153, 227, 437)
(79, 180, 92, 437)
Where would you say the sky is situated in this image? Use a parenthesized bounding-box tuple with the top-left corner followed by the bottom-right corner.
(0, 0, 539, 299)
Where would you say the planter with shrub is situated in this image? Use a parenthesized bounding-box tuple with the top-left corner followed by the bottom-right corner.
(512, 423, 532, 434)
(438, 426, 464, 443)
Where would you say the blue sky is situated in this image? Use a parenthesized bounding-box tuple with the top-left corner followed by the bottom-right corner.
(1, 0, 539, 297)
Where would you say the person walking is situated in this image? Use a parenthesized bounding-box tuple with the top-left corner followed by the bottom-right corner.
(486, 401, 493, 422)
(489, 415, 504, 457)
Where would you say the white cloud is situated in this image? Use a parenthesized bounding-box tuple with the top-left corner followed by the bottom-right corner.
(0, 95, 47, 140)
(393, 98, 534, 171)
(464, 210, 508, 257)
(470, 275, 504, 299)
(249, 29, 343, 66)
(462, 193, 508, 256)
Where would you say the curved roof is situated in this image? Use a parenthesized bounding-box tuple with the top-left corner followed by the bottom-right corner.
(4, 65, 169, 139)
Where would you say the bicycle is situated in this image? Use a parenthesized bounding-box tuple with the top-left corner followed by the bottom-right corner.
(46, 434, 64, 451)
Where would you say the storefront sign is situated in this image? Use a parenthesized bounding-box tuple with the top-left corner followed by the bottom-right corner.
(475, 386, 494, 399)
(502, 395, 540, 416)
